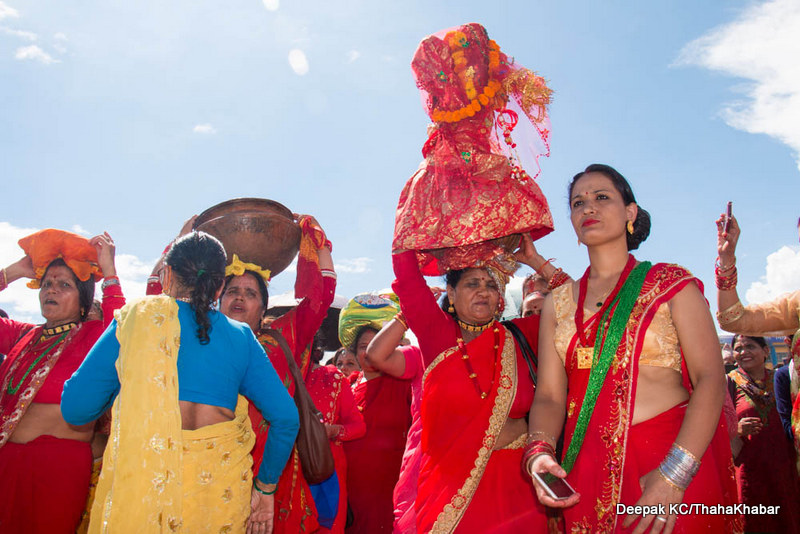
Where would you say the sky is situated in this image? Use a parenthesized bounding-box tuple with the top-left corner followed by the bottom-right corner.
(1, 0, 799, 325)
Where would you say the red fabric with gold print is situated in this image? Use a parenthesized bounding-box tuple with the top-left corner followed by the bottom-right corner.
(393, 23, 554, 275)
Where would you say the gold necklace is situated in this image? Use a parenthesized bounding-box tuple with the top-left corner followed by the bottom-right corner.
(456, 318, 495, 333)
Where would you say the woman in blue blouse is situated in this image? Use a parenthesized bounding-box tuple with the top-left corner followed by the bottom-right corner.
(61, 231, 298, 534)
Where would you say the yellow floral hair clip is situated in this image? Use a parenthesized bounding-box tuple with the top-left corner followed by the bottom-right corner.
(225, 254, 271, 284)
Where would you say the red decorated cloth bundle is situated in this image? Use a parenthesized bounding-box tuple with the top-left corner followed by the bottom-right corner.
(393, 22, 554, 276)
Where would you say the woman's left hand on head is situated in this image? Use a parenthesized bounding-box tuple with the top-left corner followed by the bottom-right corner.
(91, 232, 117, 278)
(622, 468, 683, 534)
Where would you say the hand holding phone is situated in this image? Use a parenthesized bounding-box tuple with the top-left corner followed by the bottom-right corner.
(531, 471, 577, 501)
(723, 201, 733, 234)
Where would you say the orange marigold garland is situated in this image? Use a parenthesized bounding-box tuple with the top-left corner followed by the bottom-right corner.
(431, 33, 503, 124)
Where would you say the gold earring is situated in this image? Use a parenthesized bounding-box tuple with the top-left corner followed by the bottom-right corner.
(448, 302, 455, 313)
(627, 220, 634, 235)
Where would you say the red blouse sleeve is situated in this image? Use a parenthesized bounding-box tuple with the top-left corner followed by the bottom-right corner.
(0, 317, 35, 355)
(336, 373, 366, 442)
(391, 251, 454, 365)
(101, 282, 126, 328)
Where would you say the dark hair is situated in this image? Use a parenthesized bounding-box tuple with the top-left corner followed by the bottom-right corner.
(42, 259, 95, 321)
(440, 269, 466, 317)
(332, 347, 349, 366)
(568, 163, 651, 251)
(165, 231, 226, 344)
(0, 308, 8, 319)
(223, 270, 269, 310)
(733, 334, 769, 350)
(350, 325, 378, 353)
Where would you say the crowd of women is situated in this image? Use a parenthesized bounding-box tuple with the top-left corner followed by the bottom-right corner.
(1, 21, 800, 534)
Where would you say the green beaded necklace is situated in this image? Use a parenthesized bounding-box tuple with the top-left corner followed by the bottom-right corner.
(561, 261, 651, 474)
(6, 331, 69, 395)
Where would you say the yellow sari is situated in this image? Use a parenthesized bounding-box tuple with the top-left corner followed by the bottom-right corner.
(89, 296, 256, 533)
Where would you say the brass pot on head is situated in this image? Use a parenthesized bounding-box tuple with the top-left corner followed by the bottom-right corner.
(193, 198, 301, 278)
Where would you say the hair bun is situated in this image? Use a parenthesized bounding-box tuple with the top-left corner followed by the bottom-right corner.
(627, 207, 651, 251)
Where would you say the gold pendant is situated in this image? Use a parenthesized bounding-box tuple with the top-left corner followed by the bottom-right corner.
(576, 347, 594, 369)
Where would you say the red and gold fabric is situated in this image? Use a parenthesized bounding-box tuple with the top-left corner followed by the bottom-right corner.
(306, 365, 366, 533)
(729, 367, 800, 533)
(248, 223, 336, 533)
(393, 23, 554, 276)
(556, 263, 741, 533)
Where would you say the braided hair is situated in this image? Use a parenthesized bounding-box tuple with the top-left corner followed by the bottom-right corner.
(165, 231, 227, 344)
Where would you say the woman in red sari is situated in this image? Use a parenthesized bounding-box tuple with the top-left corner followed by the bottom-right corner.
(391, 248, 557, 533)
(340, 294, 414, 533)
(529, 164, 741, 534)
(0, 230, 122, 533)
(728, 335, 800, 532)
(306, 343, 366, 533)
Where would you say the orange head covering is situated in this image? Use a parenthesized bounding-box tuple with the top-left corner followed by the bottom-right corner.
(18, 229, 102, 289)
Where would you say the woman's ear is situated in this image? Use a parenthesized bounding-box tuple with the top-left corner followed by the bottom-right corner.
(625, 202, 638, 228)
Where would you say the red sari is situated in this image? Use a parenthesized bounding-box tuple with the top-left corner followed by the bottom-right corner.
(344, 372, 412, 533)
(250, 269, 336, 534)
(729, 367, 800, 532)
(0, 284, 124, 533)
(391, 251, 546, 533)
(558, 263, 741, 533)
(306, 365, 366, 533)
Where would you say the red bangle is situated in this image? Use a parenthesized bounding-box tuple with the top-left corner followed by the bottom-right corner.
(324, 239, 332, 252)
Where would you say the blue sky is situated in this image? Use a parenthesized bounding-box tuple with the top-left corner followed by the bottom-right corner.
(2, 0, 799, 323)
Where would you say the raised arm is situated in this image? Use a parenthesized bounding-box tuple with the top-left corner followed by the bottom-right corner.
(0, 255, 39, 351)
(391, 250, 453, 363)
(715, 215, 799, 334)
(91, 232, 125, 327)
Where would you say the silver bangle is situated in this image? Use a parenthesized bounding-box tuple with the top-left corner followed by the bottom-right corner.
(658, 444, 700, 490)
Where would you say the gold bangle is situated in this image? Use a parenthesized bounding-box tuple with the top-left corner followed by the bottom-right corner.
(716, 301, 745, 326)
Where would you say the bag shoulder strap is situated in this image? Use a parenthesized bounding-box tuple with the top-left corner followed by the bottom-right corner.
(262, 328, 321, 412)
(501, 320, 537, 387)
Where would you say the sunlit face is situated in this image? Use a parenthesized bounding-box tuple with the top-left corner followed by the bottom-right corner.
(521, 292, 546, 317)
(219, 274, 265, 333)
(39, 265, 82, 327)
(336, 350, 360, 376)
(570, 172, 637, 247)
(355, 329, 378, 373)
(448, 268, 500, 325)
(733, 336, 768, 374)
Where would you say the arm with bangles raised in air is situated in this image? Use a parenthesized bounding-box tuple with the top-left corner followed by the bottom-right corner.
(391, 250, 454, 366)
(715, 215, 799, 335)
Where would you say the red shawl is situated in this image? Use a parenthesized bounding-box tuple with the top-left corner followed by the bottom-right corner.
(416, 325, 517, 533)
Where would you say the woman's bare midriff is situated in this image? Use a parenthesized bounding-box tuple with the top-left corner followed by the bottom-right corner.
(10, 403, 93, 443)
(632, 365, 689, 425)
(179, 400, 235, 430)
(494, 417, 527, 450)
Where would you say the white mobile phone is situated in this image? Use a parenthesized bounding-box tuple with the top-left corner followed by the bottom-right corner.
(531, 471, 576, 500)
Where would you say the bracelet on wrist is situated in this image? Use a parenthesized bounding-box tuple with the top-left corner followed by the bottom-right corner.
(394, 312, 409, 330)
(254, 481, 277, 495)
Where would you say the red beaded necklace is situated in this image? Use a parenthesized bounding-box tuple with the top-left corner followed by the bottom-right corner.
(456, 320, 500, 399)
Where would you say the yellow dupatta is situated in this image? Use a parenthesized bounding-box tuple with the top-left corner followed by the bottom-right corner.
(89, 296, 256, 533)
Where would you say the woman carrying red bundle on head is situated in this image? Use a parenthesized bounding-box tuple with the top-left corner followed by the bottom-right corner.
(0, 229, 122, 533)
(392, 22, 569, 533)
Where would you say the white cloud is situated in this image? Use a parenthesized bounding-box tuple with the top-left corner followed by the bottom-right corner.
(0, 221, 159, 324)
(15, 45, 59, 64)
(53, 32, 67, 41)
(70, 224, 90, 236)
(262, 0, 279, 12)
(744, 246, 800, 304)
(0, 2, 19, 21)
(676, 0, 800, 170)
(0, 26, 36, 41)
(193, 123, 217, 135)
(346, 50, 360, 63)
(288, 49, 309, 76)
(334, 257, 373, 274)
